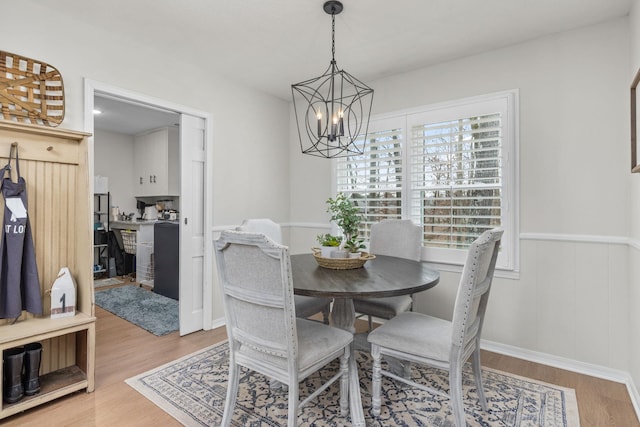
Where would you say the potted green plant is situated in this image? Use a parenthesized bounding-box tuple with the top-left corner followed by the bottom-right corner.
(325, 193, 363, 257)
(344, 235, 366, 258)
(316, 233, 342, 257)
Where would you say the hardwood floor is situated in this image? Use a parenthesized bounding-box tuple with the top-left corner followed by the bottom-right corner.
(480, 352, 640, 427)
(3, 306, 638, 426)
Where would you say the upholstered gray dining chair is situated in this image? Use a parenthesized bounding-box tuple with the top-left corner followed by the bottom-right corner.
(214, 230, 353, 427)
(238, 218, 332, 324)
(353, 219, 422, 331)
(367, 228, 503, 427)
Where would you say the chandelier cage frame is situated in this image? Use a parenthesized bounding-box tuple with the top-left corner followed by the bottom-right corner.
(291, 0, 374, 159)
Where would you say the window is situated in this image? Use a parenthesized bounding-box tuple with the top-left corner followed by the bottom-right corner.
(336, 91, 518, 271)
(335, 117, 404, 239)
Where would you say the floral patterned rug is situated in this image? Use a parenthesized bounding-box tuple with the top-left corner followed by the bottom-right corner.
(126, 341, 580, 426)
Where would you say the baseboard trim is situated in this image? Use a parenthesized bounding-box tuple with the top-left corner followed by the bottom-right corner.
(482, 339, 628, 381)
(482, 339, 640, 422)
(210, 317, 225, 331)
(629, 379, 640, 424)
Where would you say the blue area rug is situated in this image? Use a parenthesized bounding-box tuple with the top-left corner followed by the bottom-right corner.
(126, 341, 580, 426)
(95, 285, 178, 336)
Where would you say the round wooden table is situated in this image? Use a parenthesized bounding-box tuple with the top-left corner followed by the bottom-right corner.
(290, 253, 440, 427)
(291, 253, 440, 332)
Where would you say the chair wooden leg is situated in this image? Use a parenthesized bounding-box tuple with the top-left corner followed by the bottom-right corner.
(371, 344, 382, 417)
(287, 379, 299, 427)
(367, 315, 373, 332)
(449, 360, 466, 427)
(322, 304, 330, 325)
(472, 346, 487, 410)
(339, 347, 350, 417)
(221, 360, 240, 427)
(402, 361, 412, 379)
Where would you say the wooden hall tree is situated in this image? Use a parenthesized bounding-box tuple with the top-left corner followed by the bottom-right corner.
(0, 121, 94, 419)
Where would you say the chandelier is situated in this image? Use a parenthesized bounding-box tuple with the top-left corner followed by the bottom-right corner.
(291, 1, 374, 158)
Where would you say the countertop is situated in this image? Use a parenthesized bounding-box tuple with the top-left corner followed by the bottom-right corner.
(110, 219, 179, 231)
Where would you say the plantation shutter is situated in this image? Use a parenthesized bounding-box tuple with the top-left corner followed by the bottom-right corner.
(336, 117, 404, 238)
(408, 108, 503, 250)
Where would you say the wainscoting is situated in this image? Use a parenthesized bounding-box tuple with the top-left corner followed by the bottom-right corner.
(285, 225, 640, 420)
(212, 223, 640, 421)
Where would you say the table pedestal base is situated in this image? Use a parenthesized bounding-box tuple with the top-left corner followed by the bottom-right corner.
(292, 253, 439, 426)
(331, 298, 365, 427)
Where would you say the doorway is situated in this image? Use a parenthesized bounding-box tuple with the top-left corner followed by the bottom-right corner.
(84, 79, 213, 335)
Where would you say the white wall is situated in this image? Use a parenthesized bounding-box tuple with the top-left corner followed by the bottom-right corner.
(290, 18, 632, 372)
(628, 0, 640, 395)
(93, 130, 136, 215)
(5, 1, 292, 324)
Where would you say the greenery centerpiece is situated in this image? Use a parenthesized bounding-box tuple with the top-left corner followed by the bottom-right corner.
(316, 233, 342, 258)
(316, 233, 342, 248)
(326, 193, 364, 256)
(312, 194, 374, 269)
(343, 235, 366, 255)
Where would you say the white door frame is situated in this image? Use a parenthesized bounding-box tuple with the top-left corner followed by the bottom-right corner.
(83, 79, 214, 332)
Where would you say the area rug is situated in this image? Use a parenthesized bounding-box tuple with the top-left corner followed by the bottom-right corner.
(126, 341, 580, 426)
(95, 285, 178, 336)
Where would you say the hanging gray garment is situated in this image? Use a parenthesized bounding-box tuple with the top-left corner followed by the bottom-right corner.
(0, 146, 42, 319)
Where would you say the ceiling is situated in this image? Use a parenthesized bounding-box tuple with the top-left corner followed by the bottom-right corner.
(37, 0, 631, 101)
(93, 95, 179, 136)
(53, 0, 631, 134)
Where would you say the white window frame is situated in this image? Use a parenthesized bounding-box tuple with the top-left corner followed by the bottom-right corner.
(334, 90, 519, 272)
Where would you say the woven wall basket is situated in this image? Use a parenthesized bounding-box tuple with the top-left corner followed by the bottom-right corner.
(0, 50, 64, 126)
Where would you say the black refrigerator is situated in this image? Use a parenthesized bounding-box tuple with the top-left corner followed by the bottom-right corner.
(154, 222, 179, 300)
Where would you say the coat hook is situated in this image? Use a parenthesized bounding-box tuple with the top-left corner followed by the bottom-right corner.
(47, 146, 53, 151)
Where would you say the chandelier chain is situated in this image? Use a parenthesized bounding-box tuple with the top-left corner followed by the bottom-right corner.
(331, 13, 336, 62)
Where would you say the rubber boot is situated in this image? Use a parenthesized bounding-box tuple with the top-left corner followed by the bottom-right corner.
(23, 342, 42, 396)
(3, 347, 24, 404)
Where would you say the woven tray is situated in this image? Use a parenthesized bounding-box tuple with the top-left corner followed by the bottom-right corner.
(312, 248, 375, 270)
(0, 50, 65, 126)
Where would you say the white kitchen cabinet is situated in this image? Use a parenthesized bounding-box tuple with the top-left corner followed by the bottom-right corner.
(134, 127, 179, 197)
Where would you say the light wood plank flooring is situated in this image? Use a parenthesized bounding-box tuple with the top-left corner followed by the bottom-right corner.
(3, 305, 638, 426)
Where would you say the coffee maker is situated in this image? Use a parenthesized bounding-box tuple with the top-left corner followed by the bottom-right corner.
(136, 200, 146, 220)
